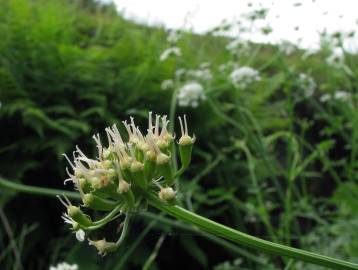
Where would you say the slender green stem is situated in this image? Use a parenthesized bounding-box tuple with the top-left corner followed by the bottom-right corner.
(147, 193, 358, 270)
(88, 205, 122, 230)
(141, 212, 267, 265)
(115, 214, 131, 246)
(0, 177, 79, 199)
(169, 81, 178, 171)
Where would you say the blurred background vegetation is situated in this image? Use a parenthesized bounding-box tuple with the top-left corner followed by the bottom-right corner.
(1, 0, 358, 269)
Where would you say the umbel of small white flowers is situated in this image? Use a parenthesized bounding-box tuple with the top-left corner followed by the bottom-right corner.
(58, 112, 195, 256)
(49, 262, 78, 270)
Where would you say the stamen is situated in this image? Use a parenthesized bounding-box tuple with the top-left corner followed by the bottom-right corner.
(178, 116, 184, 136)
(57, 195, 70, 208)
(62, 153, 75, 169)
(122, 120, 132, 137)
(148, 111, 153, 132)
(154, 114, 160, 136)
(184, 114, 188, 135)
(76, 146, 89, 160)
(63, 194, 72, 206)
(130, 117, 136, 134)
(160, 116, 169, 137)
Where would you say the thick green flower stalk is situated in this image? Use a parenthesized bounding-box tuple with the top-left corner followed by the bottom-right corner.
(60, 112, 194, 256)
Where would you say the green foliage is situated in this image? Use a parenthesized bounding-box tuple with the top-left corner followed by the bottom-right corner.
(1, 0, 358, 269)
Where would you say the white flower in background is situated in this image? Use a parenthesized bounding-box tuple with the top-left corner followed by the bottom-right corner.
(326, 48, 345, 68)
(199, 62, 210, 69)
(187, 68, 212, 81)
(194, 68, 212, 81)
(301, 48, 319, 60)
(167, 30, 180, 43)
(50, 262, 78, 270)
(334, 91, 352, 101)
(219, 61, 237, 73)
(161, 79, 174, 91)
(319, 93, 331, 103)
(230, 66, 261, 89)
(326, 48, 353, 75)
(226, 38, 249, 52)
(160, 47, 181, 61)
(320, 90, 352, 103)
(298, 73, 316, 98)
(175, 68, 186, 79)
(279, 40, 296, 55)
(177, 81, 206, 108)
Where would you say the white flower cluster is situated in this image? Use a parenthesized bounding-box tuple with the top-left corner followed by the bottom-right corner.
(320, 90, 352, 103)
(298, 73, 316, 98)
(326, 48, 345, 68)
(167, 29, 181, 43)
(226, 38, 249, 53)
(219, 61, 238, 73)
(50, 262, 78, 270)
(177, 81, 206, 108)
(279, 40, 296, 56)
(160, 47, 181, 61)
(176, 63, 213, 82)
(187, 64, 213, 81)
(230, 66, 261, 89)
(161, 79, 174, 91)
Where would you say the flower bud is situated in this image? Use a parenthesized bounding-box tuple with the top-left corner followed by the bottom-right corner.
(156, 138, 169, 151)
(107, 169, 117, 181)
(156, 153, 174, 186)
(178, 142, 193, 170)
(91, 175, 111, 190)
(118, 180, 130, 193)
(159, 187, 176, 202)
(179, 135, 195, 146)
(68, 205, 92, 227)
(79, 177, 91, 193)
(177, 115, 195, 171)
(76, 229, 85, 242)
(118, 180, 135, 210)
(74, 169, 83, 178)
(119, 157, 131, 171)
(130, 161, 146, 189)
(101, 160, 112, 169)
(103, 148, 112, 160)
(82, 193, 117, 211)
(89, 239, 117, 256)
(144, 150, 156, 182)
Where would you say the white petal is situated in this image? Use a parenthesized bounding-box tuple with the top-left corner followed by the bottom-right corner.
(75, 229, 85, 242)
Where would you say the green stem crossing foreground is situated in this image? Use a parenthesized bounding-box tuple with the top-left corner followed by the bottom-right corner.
(146, 193, 358, 270)
(1, 177, 358, 270)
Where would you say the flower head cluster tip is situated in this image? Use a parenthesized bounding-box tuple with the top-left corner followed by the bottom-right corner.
(59, 112, 195, 255)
